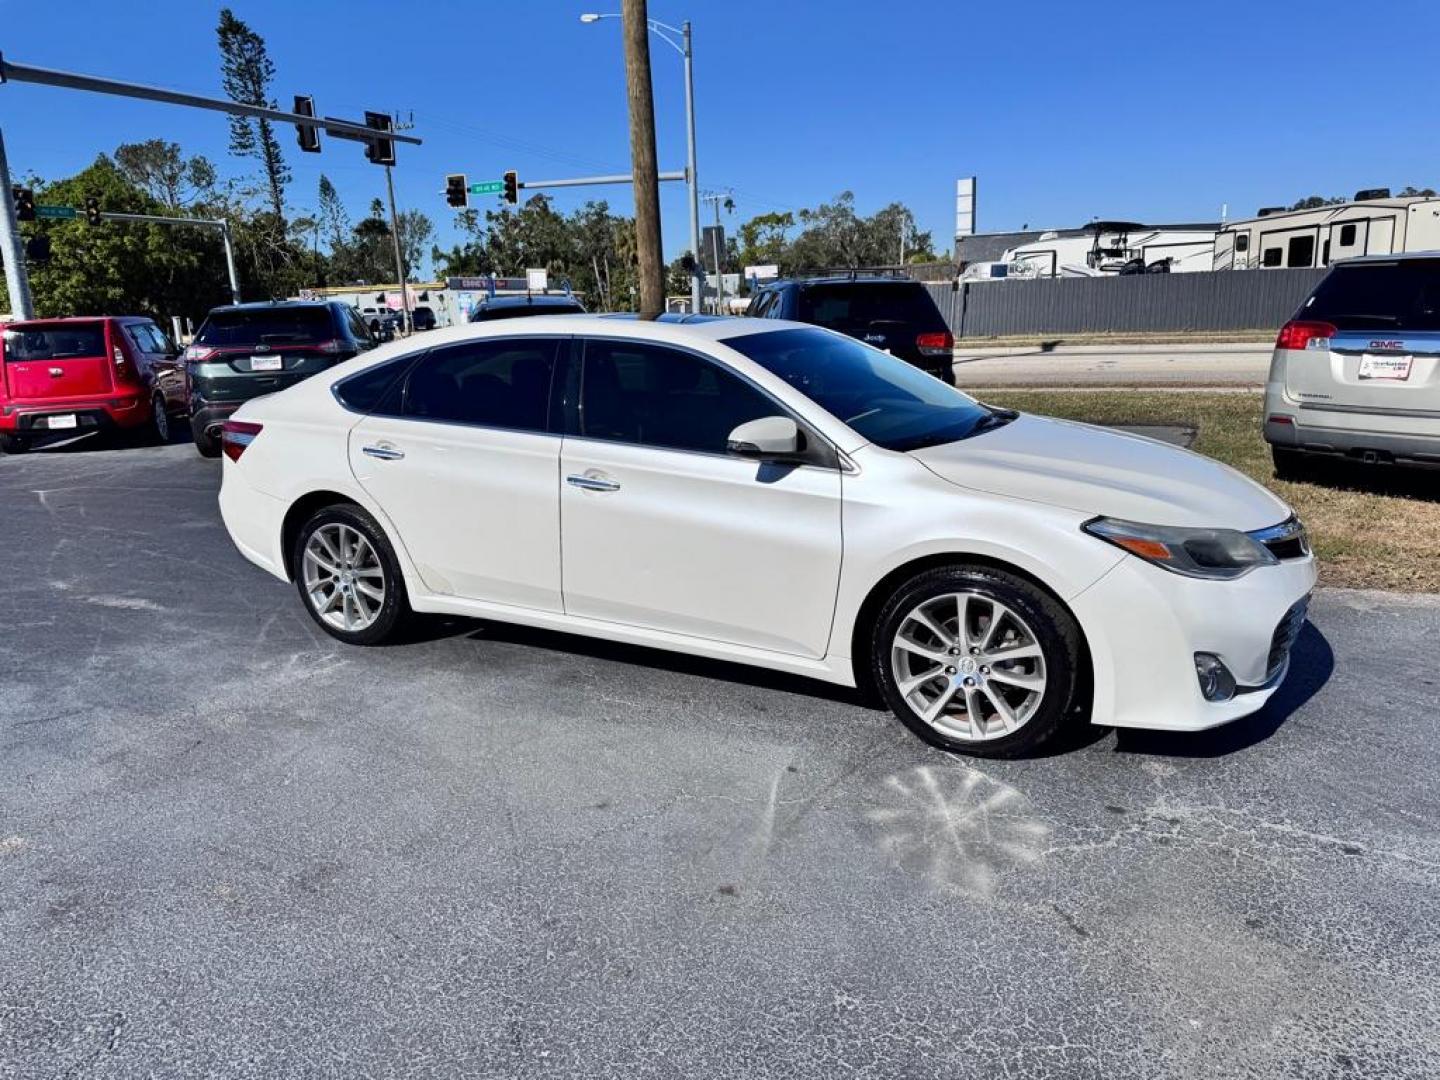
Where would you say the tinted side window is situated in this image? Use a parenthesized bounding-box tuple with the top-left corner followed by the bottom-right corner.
(579, 339, 778, 454)
(1262, 247, 1283, 268)
(1234, 233, 1250, 253)
(1339, 223, 1357, 246)
(401, 338, 559, 432)
(335, 355, 419, 413)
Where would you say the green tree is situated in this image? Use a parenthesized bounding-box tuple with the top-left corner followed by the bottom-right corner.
(317, 174, 349, 253)
(217, 8, 289, 223)
(396, 209, 434, 281)
(113, 140, 217, 209)
(735, 211, 794, 268)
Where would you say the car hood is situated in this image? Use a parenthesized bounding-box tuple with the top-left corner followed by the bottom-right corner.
(911, 414, 1290, 531)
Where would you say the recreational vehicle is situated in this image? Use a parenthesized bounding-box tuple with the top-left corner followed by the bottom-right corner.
(982, 221, 1218, 279)
(1214, 191, 1440, 271)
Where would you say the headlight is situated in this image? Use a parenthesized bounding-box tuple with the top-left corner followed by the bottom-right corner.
(1083, 517, 1278, 580)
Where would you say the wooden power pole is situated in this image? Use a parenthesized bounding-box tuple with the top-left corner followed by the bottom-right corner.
(622, 0, 665, 314)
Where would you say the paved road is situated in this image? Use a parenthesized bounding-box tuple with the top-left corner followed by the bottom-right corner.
(953, 342, 1271, 387)
(2, 442, 1438, 1079)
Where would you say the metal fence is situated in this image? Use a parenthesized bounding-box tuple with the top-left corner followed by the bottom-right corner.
(925, 268, 1327, 338)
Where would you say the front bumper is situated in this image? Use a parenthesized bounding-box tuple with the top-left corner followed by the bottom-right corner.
(1070, 551, 1317, 732)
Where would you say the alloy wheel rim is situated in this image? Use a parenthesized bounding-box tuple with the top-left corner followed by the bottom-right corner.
(890, 591, 1047, 742)
(302, 523, 386, 632)
(154, 398, 169, 441)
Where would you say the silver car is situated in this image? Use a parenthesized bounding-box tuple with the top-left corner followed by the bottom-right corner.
(1264, 252, 1440, 476)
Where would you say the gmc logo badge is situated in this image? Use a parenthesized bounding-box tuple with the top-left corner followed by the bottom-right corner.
(1369, 340, 1405, 350)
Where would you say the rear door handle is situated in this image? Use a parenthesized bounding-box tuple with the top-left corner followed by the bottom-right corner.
(566, 473, 620, 492)
(363, 444, 405, 461)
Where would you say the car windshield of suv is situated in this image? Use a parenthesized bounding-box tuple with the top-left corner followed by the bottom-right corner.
(196, 308, 333, 346)
(3, 323, 106, 360)
(1301, 260, 1440, 331)
(722, 327, 1004, 452)
(797, 283, 945, 332)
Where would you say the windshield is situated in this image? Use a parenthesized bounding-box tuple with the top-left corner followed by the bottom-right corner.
(3, 323, 106, 361)
(722, 327, 999, 452)
(197, 308, 333, 346)
(1302, 261, 1440, 331)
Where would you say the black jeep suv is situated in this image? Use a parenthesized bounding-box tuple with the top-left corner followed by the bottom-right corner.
(185, 301, 377, 457)
(748, 274, 955, 383)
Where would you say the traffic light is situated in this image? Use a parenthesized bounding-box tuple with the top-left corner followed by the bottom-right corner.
(502, 170, 518, 205)
(445, 174, 468, 209)
(11, 186, 34, 222)
(294, 95, 321, 153)
(364, 111, 395, 166)
(84, 197, 102, 227)
(25, 235, 51, 264)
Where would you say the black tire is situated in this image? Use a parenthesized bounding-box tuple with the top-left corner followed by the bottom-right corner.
(130, 394, 171, 447)
(1272, 445, 1319, 482)
(0, 433, 30, 454)
(191, 417, 222, 458)
(870, 564, 1084, 758)
(292, 503, 410, 646)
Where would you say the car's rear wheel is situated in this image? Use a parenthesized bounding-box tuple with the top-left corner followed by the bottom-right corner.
(191, 417, 221, 458)
(871, 565, 1083, 757)
(293, 504, 409, 645)
(0, 433, 29, 454)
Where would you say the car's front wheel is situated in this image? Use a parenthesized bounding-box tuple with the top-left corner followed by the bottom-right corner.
(871, 565, 1084, 757)
(293, 504, 410, 645)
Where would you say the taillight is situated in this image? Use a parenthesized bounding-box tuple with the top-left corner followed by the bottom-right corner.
(916, 331, 954, 357)
(221, 420, 263, 462)
(316, 339, 344, 355)
(1275, 320, 1335, 351)
(110, 340, 141, 385)
(184, 344, 219, 363)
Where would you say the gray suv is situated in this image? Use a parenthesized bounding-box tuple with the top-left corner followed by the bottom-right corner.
(1265, 252, 1440, 477)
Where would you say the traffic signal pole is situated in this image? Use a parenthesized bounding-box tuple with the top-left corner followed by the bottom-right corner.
(0, 129, 36, 319)
(100, 211, 241, 305)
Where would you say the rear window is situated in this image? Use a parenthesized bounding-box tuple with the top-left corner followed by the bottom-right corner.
(3, 323, 106, 361)
(471, 302, 584, 322)
(797, 283, 945, 332)
(1301, 261, 1440, 332)
(196, 307, 333, 347)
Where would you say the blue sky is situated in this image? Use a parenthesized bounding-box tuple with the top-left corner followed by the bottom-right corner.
(6, 0, 1439, 275)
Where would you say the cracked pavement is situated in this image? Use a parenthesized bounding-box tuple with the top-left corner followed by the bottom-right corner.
(2, 442, 1438, 1078)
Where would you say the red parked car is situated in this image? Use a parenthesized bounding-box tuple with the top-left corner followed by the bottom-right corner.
(0, 316, 186, 453)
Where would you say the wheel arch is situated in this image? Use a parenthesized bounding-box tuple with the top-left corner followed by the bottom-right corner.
(280, 490, 362, 581)
(847, 552, 1094, 704)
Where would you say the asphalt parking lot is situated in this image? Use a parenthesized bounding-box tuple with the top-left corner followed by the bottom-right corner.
(3, 440, 1439, 1079)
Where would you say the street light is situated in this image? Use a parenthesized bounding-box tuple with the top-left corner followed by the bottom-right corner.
(581, 12, 702, 313)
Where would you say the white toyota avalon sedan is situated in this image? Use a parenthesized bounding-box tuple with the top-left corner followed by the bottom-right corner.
(218, 314, 1316, 757)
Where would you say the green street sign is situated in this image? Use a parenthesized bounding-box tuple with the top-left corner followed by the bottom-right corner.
(468, 181, 505, 195)
(36, 205, 77, 220)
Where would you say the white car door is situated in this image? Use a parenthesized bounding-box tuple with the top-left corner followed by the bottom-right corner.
(560, 337, 843, 658)
(347, 336, 565, 611)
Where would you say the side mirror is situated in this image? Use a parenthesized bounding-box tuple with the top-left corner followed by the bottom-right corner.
(727, 416, 802, 460)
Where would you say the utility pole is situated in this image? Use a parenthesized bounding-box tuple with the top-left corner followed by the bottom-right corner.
(385, 112, 414, 335)
(701, 190, 732, 314)
(622, 0, 665, 314)
(680, 21, 701, 313)
(0, 130, 35, 319)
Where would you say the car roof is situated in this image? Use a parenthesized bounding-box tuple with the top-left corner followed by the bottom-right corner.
(476, 294, 584, 308)
(362, 312, 801, 351)
(6, 315, 143, 325)
(763, 276, 923, 288)
(1331, 250, 1440, 265)
(208, 300, 337, 314)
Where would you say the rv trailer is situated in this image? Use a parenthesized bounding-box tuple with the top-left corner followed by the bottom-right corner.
(1215, 190, 1440, 270)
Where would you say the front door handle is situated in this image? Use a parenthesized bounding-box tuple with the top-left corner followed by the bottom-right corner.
(363, 444, 405, 461)
(566, 473, 620, 492)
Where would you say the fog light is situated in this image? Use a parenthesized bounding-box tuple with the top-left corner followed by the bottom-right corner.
(1194, 653, 1236, 702)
